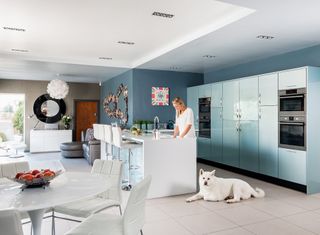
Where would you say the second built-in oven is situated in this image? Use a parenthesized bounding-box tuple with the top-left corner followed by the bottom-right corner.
(199, 97, 211, 138)
(279, 115, 306, 151)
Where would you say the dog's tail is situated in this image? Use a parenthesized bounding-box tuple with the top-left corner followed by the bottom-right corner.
(252, 187, 265, 198)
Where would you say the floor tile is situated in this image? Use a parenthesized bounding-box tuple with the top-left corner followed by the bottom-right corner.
(215, 205, 274, 226)
(157, 200, 210, 218)
(176, 212, 237, 235)
(283, 211, 320, 234)
(244, 218, 314, 235)
(245, 199, 306, 217)
(207, 227, 254, 235)
(145, 205, 171, 222)
(281, 196, 320, 210)
(143, 219, 194, 235)
(197, 199, 243, 211)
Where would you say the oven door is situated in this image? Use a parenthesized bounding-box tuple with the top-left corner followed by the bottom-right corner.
(280, 95, 305, 115)
(279, 122, 306, 150)
(199, 120, 211, 138)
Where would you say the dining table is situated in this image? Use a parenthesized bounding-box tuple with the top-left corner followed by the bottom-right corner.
(0, 172, 112, 235)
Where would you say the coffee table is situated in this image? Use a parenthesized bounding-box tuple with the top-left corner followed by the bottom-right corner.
(0, 172, 111, 235)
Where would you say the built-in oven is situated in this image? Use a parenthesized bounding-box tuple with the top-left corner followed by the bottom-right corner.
(199, 97, 211, 138)
(279, 115, 306, 151)
(279, 88, 306, 116)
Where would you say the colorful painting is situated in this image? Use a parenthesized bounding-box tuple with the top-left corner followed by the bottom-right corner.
(151, 87, 169, 106)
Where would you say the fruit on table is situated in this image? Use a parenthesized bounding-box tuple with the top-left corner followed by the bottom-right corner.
(15, 172, 24, 179)
(31, 169, 40, 175)
(20, 174, 34, 181)
(15, 169, 56, 181)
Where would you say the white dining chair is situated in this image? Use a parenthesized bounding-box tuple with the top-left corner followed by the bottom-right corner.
(0, 161, 30, 178)
(52, 160, 123, 228)
(65, 175, 152, 235)
(93, 123, 100, 140)
(0, 209, 24, 235)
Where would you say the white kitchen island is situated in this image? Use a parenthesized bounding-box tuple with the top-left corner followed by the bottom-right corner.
(101, 132, 197, 199)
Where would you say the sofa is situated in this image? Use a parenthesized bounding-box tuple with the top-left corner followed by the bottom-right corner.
(81, 128, 101, 165)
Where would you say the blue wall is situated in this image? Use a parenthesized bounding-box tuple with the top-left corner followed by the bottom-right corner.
(204, 44, 320, 83)
(100, 69, 203, 126)
(132, 69, 203, 123)
(100, 70, 133, 125)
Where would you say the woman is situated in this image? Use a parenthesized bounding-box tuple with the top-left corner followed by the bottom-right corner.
(172, 97, 196, 138)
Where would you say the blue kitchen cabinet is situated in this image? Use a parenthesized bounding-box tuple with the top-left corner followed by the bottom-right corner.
(198, 84, 212, 98)
(187, 86, 199, 130)
(211, 83, 223, 108)
(259, 106, 278, 177)
(223, 120, 239, 167)
(239, 76, 258, 121)
(197, 137, 211, 160)
(239, 120, 259, 172)
(223, 80, 239, 120)
(279, 148, 306, 185)
(211, 108, 223, 163)
(259, 73, 278, 106)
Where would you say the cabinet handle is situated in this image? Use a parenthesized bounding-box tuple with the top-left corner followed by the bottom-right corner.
(286, 150, 297, 153)
(220, 98, 223, 106)
(258, 93, 261, 104)
(287, 85, 296, 88)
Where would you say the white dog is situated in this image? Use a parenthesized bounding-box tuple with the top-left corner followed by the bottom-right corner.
(186, 169, 265, 203)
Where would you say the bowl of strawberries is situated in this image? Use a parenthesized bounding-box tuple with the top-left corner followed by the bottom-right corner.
(14, 169, 61, 189)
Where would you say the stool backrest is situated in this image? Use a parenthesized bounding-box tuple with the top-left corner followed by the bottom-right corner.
(123, 176, 152, 235)
(91, 159, 122, 202)
(0, 209, 23, 235)
(112, 126, 122, 148)
(104, 125, 113, 144)
(0, 161, 30, 178)
(98, 124, 105, 141)
(93, 124, 100, 140)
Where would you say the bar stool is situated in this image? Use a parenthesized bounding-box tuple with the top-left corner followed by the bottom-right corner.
(93, 124, 100, 140)
(112, 126, 141, 190)
(103, 124, 113, 159)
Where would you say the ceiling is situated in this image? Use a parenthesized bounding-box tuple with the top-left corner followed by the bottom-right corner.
(1, 0, 320, 83)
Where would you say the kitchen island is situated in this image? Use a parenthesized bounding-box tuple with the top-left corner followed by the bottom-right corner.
(101, 131, 197, 199)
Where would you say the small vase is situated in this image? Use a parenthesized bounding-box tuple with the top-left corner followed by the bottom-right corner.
(64, 123, 70, 130)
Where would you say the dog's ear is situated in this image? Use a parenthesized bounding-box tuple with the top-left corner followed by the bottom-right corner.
(210, 170, 216, 176)
(199, 169, 204, 175)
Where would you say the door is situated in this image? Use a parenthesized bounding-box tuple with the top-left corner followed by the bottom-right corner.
(199, 84, 212, 98)
(187, 87, 199, 130)
(211, 108, 223, 163)
(279, 148, 306, 185)
(212, 83, 223, 108)
(223, 120, 239, 167)
(240, 77, 258, 121)
(279, 68, 307, 90)
(259, 73, 278, 106)
(239, 120, 259, 172)
(259, 106, 278, 177)
(223, 80, 239, 120)
(197, 137, 211, 161)
(74, 100, 99, 141)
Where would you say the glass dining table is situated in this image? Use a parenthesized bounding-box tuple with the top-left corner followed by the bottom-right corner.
(0, 172, 111, 235)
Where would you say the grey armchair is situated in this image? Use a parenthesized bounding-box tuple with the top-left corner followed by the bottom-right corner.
(81, 128, 101, 165)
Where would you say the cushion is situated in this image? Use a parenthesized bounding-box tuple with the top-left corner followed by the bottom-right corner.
(85, 128, 95, 142)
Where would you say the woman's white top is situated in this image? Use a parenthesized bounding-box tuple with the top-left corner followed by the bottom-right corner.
(175, 107, 196, 138)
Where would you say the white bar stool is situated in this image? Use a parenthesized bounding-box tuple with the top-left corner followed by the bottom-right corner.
(104, 124, 114, 159)
(112, 126, 141, 190)
(93, 124, 100, 140)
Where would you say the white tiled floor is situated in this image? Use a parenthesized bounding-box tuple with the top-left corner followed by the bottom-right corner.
(5, 153, 320, 234)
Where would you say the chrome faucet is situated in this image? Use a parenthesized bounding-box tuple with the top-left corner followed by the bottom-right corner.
(153, 116, 160, 139)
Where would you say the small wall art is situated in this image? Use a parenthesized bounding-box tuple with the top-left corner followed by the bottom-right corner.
(151, 87, 169, 106)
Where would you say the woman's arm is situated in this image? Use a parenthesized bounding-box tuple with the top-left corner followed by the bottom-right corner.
(179, 124, 192, 138)
(173, 125, 179, 138)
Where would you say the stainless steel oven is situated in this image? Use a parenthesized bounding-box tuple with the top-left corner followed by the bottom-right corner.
(279, 88, 306, 116)
(279, 115, 306, 151)
(199, 97, 211, 138)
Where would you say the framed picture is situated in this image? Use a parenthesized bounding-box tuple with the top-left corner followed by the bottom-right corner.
(151, 87, 169, 106)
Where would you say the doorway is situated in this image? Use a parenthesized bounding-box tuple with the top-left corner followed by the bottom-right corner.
(74, 100, 99, 141)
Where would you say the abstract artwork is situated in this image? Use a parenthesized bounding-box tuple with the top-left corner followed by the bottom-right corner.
(151, 87, 169, 106)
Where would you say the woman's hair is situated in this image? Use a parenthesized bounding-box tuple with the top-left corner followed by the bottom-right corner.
(172, 97, 186, 117)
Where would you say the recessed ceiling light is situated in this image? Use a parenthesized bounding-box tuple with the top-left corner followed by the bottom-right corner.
(152, 11, 174, 18)
(203, 55, 216, 59)
(118, 41, 135, 45)
(11, 48, 28, 52)
(98, 57, 112, 60)
(256, 35, 274, 40)
(169, 66, 181, 70)
(3, 26, 26, 32)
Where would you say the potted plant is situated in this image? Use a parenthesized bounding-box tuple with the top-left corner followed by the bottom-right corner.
(61, 115, 72, 130)
(133, 120, 141, 129)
